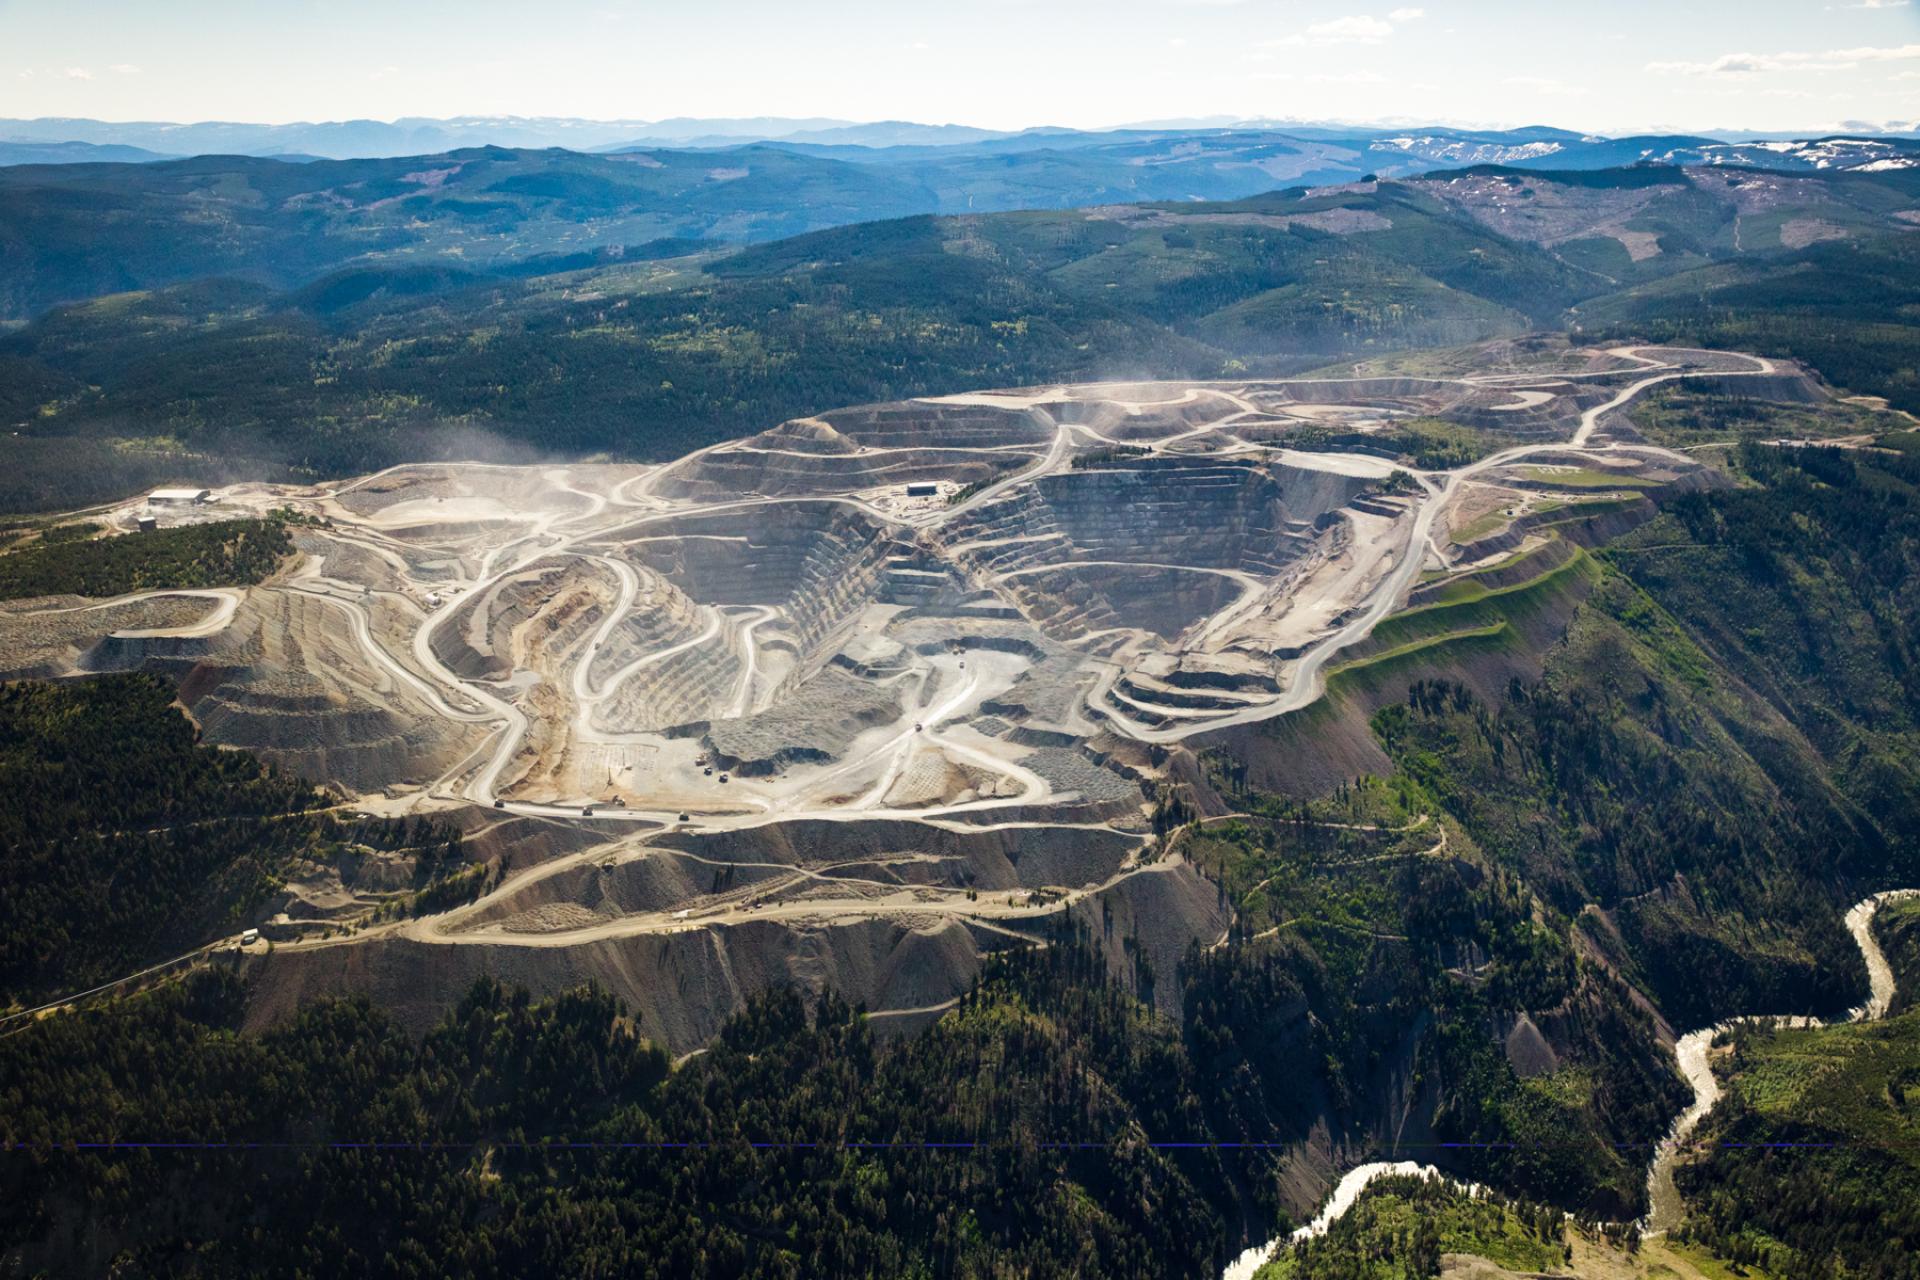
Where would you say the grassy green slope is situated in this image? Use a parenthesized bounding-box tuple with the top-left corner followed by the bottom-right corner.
(1192, 440, 1920, 1221)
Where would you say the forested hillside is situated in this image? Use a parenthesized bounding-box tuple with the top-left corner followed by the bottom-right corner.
(3, 138, 1920, 1279)
(0, 675, 459, 1005)
(1586, 231, 1920, 416)
(1, 943, 1258, 1278)
(0, 146, 932, 320)
(0, 517, 294, 599)
(1676, 991, 1920, 1278)
(5, 164, 1916, 513)
(1213, 441, 1920, 1019)
(0, 136, 1593, 323)
(1640, 898, 1920, 1279)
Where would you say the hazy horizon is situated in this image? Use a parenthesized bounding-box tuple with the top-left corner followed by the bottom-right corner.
(2, 110, 1917, 141)
(4, 0, 1916, 138)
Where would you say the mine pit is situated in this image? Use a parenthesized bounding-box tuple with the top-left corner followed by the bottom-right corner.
(0, 344, 1805, 1043)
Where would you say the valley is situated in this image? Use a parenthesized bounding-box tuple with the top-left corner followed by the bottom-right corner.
(4, 76, 1920, 1270)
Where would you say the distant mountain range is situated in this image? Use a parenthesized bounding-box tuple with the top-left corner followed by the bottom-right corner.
(0, 116, 1005, 161)
(3, 126, 1919, 322)
(3, 115, 1917, 166)
(0, 139, 175, 166)
(4, 155, 1917, 511)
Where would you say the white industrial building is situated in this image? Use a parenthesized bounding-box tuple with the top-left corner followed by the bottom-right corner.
(148, 487, 211, 506)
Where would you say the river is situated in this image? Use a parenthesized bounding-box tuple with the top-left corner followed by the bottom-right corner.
(1222, 889, 1918, 1280)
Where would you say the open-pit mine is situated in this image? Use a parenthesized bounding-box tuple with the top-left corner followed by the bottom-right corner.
(2, 342, 1822, 1051)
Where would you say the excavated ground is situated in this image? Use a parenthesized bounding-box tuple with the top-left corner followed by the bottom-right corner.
(2, 343, 1840, 1049)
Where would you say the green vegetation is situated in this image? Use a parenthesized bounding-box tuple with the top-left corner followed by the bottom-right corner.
(1584, 231, 1920, 413)
(1386, 420, 1501, 470)
(1204, 442, 1920, 1223)
(1517, 464, 1654, 489)
(0, 675, 459, 1005)
(0, 436, 241, 516)
(1181, 771, 1677, 1213)
(1611, 444, 1920, 865)
(0, 147, 922, 321)
(33, 521, 103, 546)
(1257, 1174, 1569, 1280)
(1330, 620, 1507, 675)
(0, 140, 1431, 326)
(1348, 446, 1920, 1020)
(1367, 592, 1875, 1027)
(1330, 541, 1594, 683)
(1251, 1174, 1770, 1280)
(1289, 418, 1504, 471)
(0, 516, 293, 599)
(1446, 510, 1510, 545)
(0, 164, 1915, 511)
(5, 431, 1920, 1268)
(0, 518, 99, 554)
(1885, 896, 1920, 1017)
(1676, 1011, 1920, 1279)
(1631, 384, 1878, 450)
(0, 934, 1258, 1279)
(1, 156, 1918, 1268)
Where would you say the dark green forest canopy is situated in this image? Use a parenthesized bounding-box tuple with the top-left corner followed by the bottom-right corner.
(1675, 999, 1920, 1279)
(0, 949, 1242, 1279)
(1662, 899, 1920, 1280)
(0, 674, 460, 1006)
(0, 892, 1679, 1280)
(0, 517, 294, 600)
(1422, 460, 1920, 1006)
(3, 165, 1917, 513)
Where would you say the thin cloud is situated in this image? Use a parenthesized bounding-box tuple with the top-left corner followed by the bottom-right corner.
(63, 66, 94, 80)
(1387, 7, 1426, 20)
(1648, 43, 1920, 74)
(109, 64, 141, 75)
(1270, 14, 1396, 46)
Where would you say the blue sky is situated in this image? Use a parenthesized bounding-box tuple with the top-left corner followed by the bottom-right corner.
(2, 0, 1916, 133)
